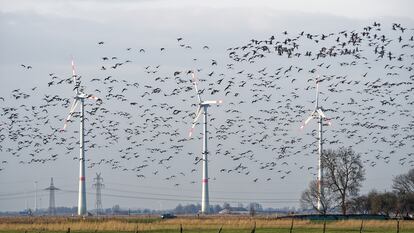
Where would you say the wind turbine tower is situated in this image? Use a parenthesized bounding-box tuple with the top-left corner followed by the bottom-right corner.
(188, 71, 223, 214)
(300, 76, 331, 213)
(61, 58, 101, 216)
(44, 177, 59, 215)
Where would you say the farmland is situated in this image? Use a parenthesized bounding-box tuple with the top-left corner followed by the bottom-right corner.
(0, 216, 413, 233)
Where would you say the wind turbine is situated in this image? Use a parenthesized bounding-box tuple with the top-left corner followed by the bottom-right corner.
(61, 58, 101, 216)
(300, 75, 331, 213)
(188, 71, 223, 214)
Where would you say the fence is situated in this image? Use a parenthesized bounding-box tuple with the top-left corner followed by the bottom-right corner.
(58, 219, 403, 233)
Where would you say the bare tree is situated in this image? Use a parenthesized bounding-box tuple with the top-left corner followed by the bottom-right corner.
(396, 192, 414, 217)
(393, 168, 414, 217)
(300, 180, 336, 214)
(323, 147, 365, 215)
(349, 195, 369, 214)
(393, 168, 414, 194)
(368, 190, 398, 216)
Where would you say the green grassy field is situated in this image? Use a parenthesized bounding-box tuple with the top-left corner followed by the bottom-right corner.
(0, 216, 412, 233)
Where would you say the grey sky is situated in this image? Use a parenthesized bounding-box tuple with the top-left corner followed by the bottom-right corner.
(0, 0, 413, 212)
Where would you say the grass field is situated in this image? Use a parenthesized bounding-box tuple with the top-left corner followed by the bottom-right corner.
(0, 216, 413, 233)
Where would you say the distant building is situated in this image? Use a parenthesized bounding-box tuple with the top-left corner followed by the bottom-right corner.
(219, 207, 249, 215)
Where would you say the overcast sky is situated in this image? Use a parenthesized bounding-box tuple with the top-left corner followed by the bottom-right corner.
(0, 0, 413, 212)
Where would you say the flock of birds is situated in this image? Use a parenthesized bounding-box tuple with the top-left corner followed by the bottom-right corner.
(1, 22, 413, 188)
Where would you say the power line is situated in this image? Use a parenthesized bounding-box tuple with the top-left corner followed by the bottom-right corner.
(104, 187, 298, 201)
(0, 186, 298, 204)
(0, 190, 37, 197)
(104, 181, 298, 195)
(58, 189, 299, 204)
(0, 193, 49, 201)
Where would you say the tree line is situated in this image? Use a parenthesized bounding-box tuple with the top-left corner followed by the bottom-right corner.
(300, 147, 414, 217)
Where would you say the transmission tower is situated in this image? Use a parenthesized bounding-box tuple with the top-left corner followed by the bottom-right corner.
(44, 177, 59, 215)
(92, 173, 104, 215)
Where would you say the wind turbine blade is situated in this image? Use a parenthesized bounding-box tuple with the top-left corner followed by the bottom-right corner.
(72, 58, 80, 94)
(189, 122, 197, 137)
(193, 106, 203, 123)
(317, 109, 326, 118)
(300, 112, 314, 129)
(193, 105, 201, 117)
(61, 99, 79, 131)
(68, 99, 80, 117)
(191, 72, 202, 103)
(71, 58, 76, 82)
(202, 100, 223, 105)
(314, 76, 320, 109)
(189, 107, 203, 137)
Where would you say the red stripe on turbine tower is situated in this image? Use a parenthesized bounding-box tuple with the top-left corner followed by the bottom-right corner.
(80, 176, 85, 181)
(202, 178, 208, 183)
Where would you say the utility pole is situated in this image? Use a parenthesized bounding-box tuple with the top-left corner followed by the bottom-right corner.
(25, 189, 28, 211)
(34, 181, 38, 213)
(92, 173, 104, 216)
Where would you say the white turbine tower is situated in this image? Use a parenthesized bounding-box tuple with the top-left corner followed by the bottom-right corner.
(300, 75, 331, 213)
(188, 71, 223, 214)
(61, 58, 100, 216)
